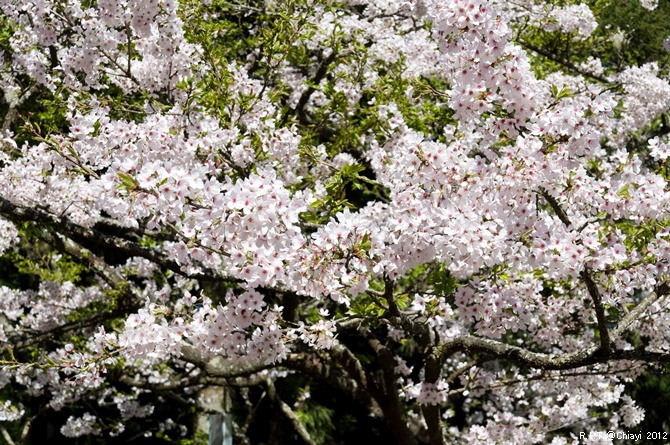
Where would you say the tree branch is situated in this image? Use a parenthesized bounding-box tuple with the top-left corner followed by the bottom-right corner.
(581, 268, 611, 353)
(437, 328, 670, 371)
(0, 426, 16, 445)
(39, 229, 141, 301)
(0, 196, 231, 282)
(287, 350, 384, 419)
(519, 40, 612, 84)
(330, 340, 371, 397)
(539, 188, 611, 353)
(422, 352, 445, 445)
(538, 188, 572, 227)
(179, 343, 274, 378)
(266, 379, 317, 445)
(383, 275, 401, 317)
(291, 49, 339, 126)
(359, 326, 418, 445)
(612, 282, 670, 340)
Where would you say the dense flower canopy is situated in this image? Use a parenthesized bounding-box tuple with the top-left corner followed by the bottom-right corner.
(1, 0, 670, 443)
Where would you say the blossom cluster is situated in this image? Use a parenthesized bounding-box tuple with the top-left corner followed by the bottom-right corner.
(2, 0, 670, 443)
(404, 379, 449, 406)
(60, 413, 100, 438)
(0, 400, 24, 422)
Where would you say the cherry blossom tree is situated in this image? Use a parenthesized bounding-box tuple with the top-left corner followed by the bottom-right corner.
(1, 0, 670, 443)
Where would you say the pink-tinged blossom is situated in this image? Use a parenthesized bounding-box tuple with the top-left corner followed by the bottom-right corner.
(295, 319, 338, 350)
(404, 379, 449, 405)
(118, 308, 182, 361)
(60, 413, 100, 438)
(0, 400, 24, 422)
(613, 64, 670, 142)
(648, 137, 670, 161)
(3, 0, 670, 442)
(0, 218, 18, 255)
(545, 4, 597, 39)
(618, 395, 645, 428)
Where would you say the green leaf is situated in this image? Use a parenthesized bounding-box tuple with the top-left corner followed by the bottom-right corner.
(617, 184, 631, 199)
(359, 231, 371, 251)
(556, 87, 573, 100)
(117, 172, 138, 190)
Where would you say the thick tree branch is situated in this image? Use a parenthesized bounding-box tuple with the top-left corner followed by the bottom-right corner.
(283, 350, 383, 419)
(612, 282, 670, 339)
(581, 268, 611, 353)
(383, 275, 401, 317)
(266, 379, 317, 445)
(39, 229, 142, 301)
(181, 342, 384, 419)
(179, 343, 274, 378)
(437, 330, 670, 371)
(330, 340, 370, 396)
(438, 334, 598, 370)
(422, 353, 445, 445)
(0, 196, 231, 282)
(360, 326, 418, 445)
